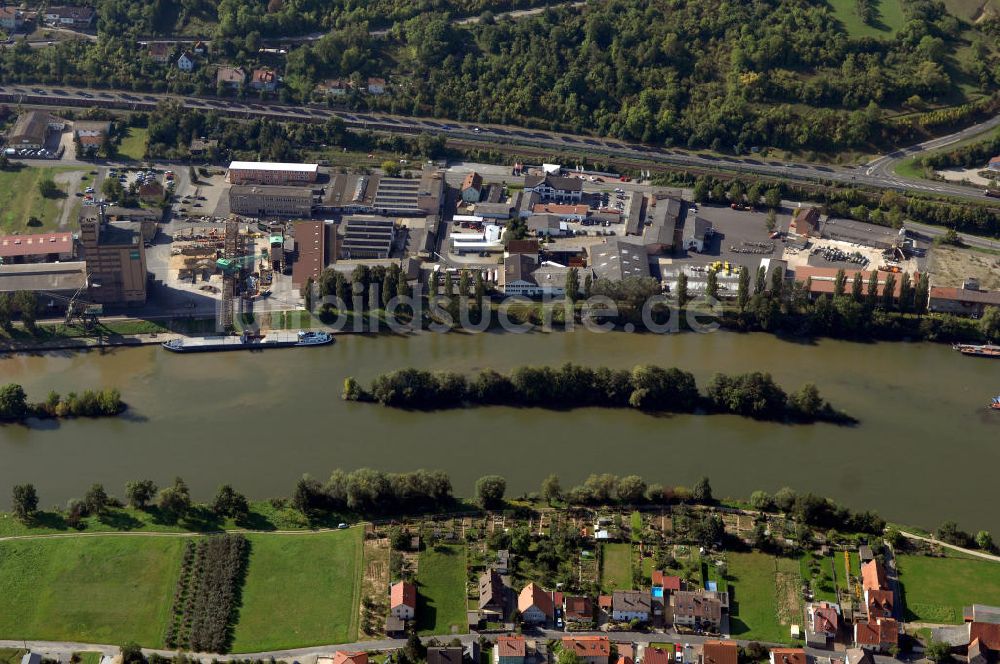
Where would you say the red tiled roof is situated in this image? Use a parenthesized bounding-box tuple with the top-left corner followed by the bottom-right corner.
(533, 203, 589, 216)
(519, 582, 554, 617)
(565, 595, 593, 620)
(970, 623, 1000, 650)
(866, 589, 894, 619)
(390, 581, 416, 609)
(462, 172, 482, 192)
(929, 286, 1000, 307)
(770, 649, 807, 664)
(598, 595, 612, 609)
(616, 658, 633, 664)
(861, 560, 888, 592)
(497, 636, 526, 658)
(797, 266, 913, 299)
(642, 648, 672, 664)
(562, 637, 610, 658)
(813, 604, 840, 634)
(855, 619, 898, 647)
(0, 232, 73, 258)
(703, 641, 738, 664)
(332, 652, 368, 664)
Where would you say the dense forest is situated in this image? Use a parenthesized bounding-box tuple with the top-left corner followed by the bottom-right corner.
(1, 0, 998, 152)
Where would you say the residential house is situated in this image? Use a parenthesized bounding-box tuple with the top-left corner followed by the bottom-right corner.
(861, 560, 888, 592)
(73, 120, 111, 156)
(523, 174, 584, 203)
(965, 605, 1000, 624)
(384, 615, 405, 637)
(461, 172, 484, 203)
(250, 68, 279, 92)
(317, 79, 350, 97)
(612, 590, 652, 623)
(427, 647, 464, 664)
(988, 156, 1000, 172)
(790, 207, 821, 237)
(0, 7, 25, 31)
(854, 618, 898, 653)
(390, 581, 416, 621)
(682, 215, 712, 252)
(866, 589, 894, 620)
(146, 42, 174, 65)
(532, 203, 589, 221)
(769, 649, 808, 664)
(177, 51, 196, 72)
(843, 649, 874, 664)
(564, 596, 594, 624)
(598, 595, 613, 616)
(367, 77, 387, 94)
(496, 549, 511, 574)
(702, 641, 738, 664)
(642, 648, 672, 664)
(928, 278, 1000, 317)
(321, 652, 368, 664)
(858, 545, 874, 564)
(561, 637, 610, 664)
(807, 602, 841, 645)
(518, 190, 541, 218)
(217, 66, 246, 89)
(43, 6, 95, 27)
(495, 636, 527, 664)
(479, 569, 507, 616)
(651, 571, 682, 593)
(518, 582, 554, 624)
(672, 590, 724, 632)
(526, 213, 567, 237)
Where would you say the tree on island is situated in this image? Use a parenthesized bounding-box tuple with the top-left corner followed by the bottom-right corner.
(0, 383, 29, 421)
(475, 475, 506, 509)
(12, 484, 39, 523)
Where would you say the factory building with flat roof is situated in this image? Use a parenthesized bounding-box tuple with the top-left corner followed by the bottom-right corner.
(340, 217, 397, 259)
(226, 161, 319, 185)
(79, 207, 148, 305)
(229, 185, 315, 218)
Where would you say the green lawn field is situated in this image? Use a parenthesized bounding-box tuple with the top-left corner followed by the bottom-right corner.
(0, 536, 184, 646)
(117, 127, 148, 161)
(0, 167, 74, 233)
(601, 543, 633, 592)
(231, 528, 364, 651)
(416, 544, 469, 636)
(0, 650, 27, 664)
(727, 552, 799, 644)
(898, 554, 1000, 624)
(828, 0, 905, 38)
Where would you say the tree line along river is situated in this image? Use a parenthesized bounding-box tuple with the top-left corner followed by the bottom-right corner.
(0, 329, 997, 533)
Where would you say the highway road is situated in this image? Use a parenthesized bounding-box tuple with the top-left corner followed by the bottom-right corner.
(2, 83, 999, 205)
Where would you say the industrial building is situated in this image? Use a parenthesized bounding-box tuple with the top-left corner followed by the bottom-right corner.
(0, 262, 88, 306)
(226, 161, 319, 185)
(320, 170, 445, 220)
(291, 220, 337, 287)
(450, 224, 503, 255)
(7, 111, 63, 150)
(340, 217, 397, 259)
(929, 279, 1000, 317)
(0, 232, 76, 264)
(78, 207, 148, 305)
(229, 185, 315, 218)
(586, 239, 650, 282)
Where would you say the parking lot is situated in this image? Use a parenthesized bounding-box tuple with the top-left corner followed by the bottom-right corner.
(674, 203, 792, 270)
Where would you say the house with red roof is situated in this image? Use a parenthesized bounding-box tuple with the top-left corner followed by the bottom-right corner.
(518, 582, 554, 624)
(651, 570, 683, 592)
(989, 155, 1000, 172)
(494, 635, 526, 664)
(390, 580, 416, 620)
(861, 560, 888, 592)
(561, 637, 610, 664)
(866, 589, 894, 620)
(807, 601, 841, 644)
(769, 648, 808, 664)
(641, 647, 672, 664)
(702, 641, 738, 664)
(854, 617, 898, 652)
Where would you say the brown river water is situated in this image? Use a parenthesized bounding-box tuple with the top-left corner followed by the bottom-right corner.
(0, 330, 997, 532)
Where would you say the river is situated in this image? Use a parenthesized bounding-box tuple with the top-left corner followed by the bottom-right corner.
(0, 330, 997, 533)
